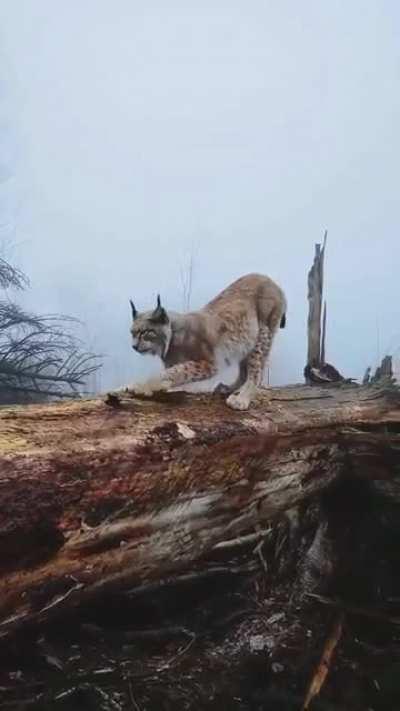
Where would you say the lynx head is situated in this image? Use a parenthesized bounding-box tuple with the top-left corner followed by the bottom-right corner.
(129, 295, 172, 358)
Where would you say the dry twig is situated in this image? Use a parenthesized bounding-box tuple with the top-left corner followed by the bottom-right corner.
(302, 612, 344, 711)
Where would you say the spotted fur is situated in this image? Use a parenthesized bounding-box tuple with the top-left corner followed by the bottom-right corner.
(111, 273, 286, 410)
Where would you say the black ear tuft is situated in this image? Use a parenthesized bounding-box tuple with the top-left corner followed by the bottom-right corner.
(151, 294, 169, 324)
(129, 299, 137, 319)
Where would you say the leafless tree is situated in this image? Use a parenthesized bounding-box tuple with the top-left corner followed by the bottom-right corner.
(0, 255, 101, 404)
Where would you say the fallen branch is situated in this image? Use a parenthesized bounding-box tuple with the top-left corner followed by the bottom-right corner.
(127, 562, 258, 598)
(302, 612, 345, 710)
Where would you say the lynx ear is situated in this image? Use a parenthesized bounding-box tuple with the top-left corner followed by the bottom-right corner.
(151, 294, 168, 324)
(129, 299, 138, 320)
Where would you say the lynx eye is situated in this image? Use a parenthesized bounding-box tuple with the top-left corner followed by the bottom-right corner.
(143, 329, 156, 338)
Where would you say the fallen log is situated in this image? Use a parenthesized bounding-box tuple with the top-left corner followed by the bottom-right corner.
(0, 382, 399, 639)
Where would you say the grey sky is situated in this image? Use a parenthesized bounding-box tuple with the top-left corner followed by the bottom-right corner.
(1, 1, 399, 390)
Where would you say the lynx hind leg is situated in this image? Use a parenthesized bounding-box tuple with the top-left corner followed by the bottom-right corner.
(227, 323, 276, 411)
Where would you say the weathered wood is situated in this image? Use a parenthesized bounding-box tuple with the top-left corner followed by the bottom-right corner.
(306, 232, 327, 375)
(0, 383, 399, 639)
(320, 300, 327, 365)
(372, 354, 393, 382)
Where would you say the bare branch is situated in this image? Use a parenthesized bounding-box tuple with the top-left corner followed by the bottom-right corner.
(0, 255, 101, 403)
(0, 257, 29, 290)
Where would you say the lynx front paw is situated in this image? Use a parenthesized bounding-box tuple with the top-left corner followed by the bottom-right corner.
(128, 379, 171, 399)
(129, 382, 158, 398)
(104, 385, 136, 406)
(226, 391, 251, 411)
(104, 391, 121, 407)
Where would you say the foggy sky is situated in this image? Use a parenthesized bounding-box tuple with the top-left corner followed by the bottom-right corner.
(1, 1, 400, 391)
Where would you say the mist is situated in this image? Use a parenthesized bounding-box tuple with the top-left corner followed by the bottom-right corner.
(1, 1, 399, 392)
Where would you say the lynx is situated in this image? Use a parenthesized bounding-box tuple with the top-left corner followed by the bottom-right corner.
(109, 273, 286, 411)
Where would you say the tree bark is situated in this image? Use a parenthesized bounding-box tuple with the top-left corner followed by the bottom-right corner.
(306, 232, 327, 375)
(0, 383, 399, 639)
(320, 300, 327, 366)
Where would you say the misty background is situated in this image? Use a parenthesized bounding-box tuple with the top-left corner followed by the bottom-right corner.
(1, 1, 399, 392)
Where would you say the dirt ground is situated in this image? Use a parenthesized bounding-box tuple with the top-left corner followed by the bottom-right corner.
(2, 500, 400, 711)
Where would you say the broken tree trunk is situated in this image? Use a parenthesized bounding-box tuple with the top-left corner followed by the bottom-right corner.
(0, 383, 399, 640)
(305, 234, 349, 385)
(306, 232, 327, 376)
(372, 354, 394, 383)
